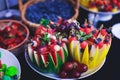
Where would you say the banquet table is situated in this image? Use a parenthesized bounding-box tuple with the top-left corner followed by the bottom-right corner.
(1, 7, 120, 80)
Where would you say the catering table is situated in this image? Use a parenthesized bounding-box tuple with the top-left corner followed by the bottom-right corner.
(1, 7, 120, 80)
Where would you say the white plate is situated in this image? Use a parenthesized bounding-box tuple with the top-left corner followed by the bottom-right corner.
(25, 52, 106, 80)
(0, 48, 21, 78)
(112, 23, 120, 39)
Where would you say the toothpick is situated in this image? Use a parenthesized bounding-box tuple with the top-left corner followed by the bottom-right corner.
(99, 24, 104, 30)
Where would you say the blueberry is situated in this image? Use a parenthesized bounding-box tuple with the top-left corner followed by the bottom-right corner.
(104, 39, 109, 43)
(23, 34, 27, 37)
(57, 41, 61, 45)
(71, 34, 75, 37)
(12, 75, 18, 80)
(88, 24, 92, 28)
(79, 38, 84, 42)
(51, 24, 57, 29)
(81, 24, 85, 28)
(97, 38, 102, 42)
(63, 36, 68, 38)
(94, 40, 99, 44)
(92, 30, 96, 34)
(106, 28, 111, 33)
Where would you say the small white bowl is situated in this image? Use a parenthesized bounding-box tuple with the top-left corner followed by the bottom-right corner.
(0, 48, 21, 79)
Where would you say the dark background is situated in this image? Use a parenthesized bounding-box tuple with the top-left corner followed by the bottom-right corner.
(0, 2, 120, 80)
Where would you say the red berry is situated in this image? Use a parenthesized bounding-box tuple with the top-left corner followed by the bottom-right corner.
(117, 2, 120, 8)
(17, 31, 23, 37)
(98, 41, 103, 49)
(80, 27, 84, 32)
(0, 37, 3, 42)
(50, 38, 56, 44)
(14, 38, 21, 43)
(69, 36, 77, 42)
(113, 0, 117, 5)
(96, 1, 103, 6)
(105, 5, 112, 11)
(12, 23, 18, 30)
(3, 38, 15, 45)
(8, 43, 17, 48)
(5, 26, 11, 32)
(107, 5, 112, 11)
(101, 29, 107, 36)
(80, 41, 87, 49)
(58, 18, 63, 25)
(103, 0, 109, 5)
(63, 62, 73, 71)
(85, 28, 91, 34)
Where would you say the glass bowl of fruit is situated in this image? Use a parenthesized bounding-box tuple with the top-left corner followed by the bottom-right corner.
(0, 48, 21, 80)
(80, 0, 120, 26)
(0, 20, 29, 56)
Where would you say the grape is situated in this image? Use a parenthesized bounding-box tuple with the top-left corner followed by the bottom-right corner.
(59, 70, 68, 78)
(63, 62, 73, 71)
(72, 61, 79, 69)
(77, 63, 88, 73)
(70, 70, 81, 78)
(59, 61, 88, 78)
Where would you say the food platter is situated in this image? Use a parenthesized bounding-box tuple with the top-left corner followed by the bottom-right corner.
(25, 52, 106, 79)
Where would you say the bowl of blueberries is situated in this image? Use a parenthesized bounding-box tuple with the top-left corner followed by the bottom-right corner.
(18, 0, 79, 28)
